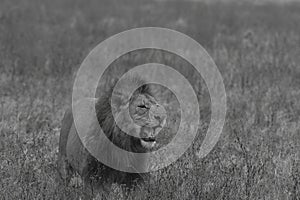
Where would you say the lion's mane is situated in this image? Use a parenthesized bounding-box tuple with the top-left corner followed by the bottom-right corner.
(84, 76, 152, 187)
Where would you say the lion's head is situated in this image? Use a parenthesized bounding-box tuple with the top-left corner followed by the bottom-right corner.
(129, 88, 167, 148)
(96, 76, 167, 152)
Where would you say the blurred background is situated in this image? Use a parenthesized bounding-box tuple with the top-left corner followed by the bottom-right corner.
(0, 0, 300, 199)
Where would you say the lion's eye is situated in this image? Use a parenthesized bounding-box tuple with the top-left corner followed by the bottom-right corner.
(138, 105, 148, 109)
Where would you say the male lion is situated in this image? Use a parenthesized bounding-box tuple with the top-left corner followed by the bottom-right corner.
(57, 76, 167, 199)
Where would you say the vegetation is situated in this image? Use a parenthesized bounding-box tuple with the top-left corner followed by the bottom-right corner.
(0, 0, 300, 199)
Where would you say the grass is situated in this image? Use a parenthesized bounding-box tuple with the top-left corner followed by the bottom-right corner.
(0, 0, 300, 199)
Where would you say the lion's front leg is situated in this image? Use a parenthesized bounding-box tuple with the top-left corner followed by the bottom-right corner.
(82, 174, 112, 200)
(56, 155, 73, 186)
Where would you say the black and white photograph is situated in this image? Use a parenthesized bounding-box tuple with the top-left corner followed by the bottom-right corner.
(0, 0, 300, 199)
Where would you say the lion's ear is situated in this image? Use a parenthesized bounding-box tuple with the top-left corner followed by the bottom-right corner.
(110, 88, 130, 108)
(118, 100, 129, 111)
(111, 96, 129, 118)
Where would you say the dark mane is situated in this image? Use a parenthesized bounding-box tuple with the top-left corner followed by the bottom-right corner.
(95, 76, 151, 152)
(95, 76, 152, 149)
(90, 76, 152, 187)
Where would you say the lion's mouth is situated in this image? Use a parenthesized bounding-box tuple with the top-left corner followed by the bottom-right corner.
(140, 136, 156, 148)
(141, 137, 156, 143)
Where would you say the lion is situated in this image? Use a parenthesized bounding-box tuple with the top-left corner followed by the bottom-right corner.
(57, 76, 167, 199)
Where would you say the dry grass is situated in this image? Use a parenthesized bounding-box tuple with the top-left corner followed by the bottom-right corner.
(0, 0, 300, 199)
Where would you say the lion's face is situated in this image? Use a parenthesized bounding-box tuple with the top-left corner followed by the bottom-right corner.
(129, 93, 167, 149)
(111, 77, 167, 150)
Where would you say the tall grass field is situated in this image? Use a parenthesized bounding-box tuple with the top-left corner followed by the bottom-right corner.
(0, 0, 300, 199)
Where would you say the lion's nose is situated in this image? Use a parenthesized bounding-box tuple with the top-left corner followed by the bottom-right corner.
(154, 115, 161, 121)
(155, 114, 166, 125)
